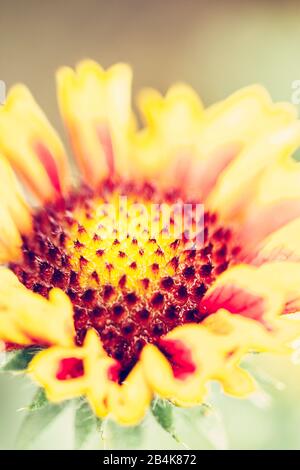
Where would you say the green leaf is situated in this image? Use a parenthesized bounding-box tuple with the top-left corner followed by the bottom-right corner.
(74, 398, 102, 449)
(0, 347, 41, 372)
(151, 398, 179, 442)
(102, 419, 144, 450)
(28, 388, 49, 411)
(16, 392, 68, 449)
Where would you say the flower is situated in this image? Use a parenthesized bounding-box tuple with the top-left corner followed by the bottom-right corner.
(1, 60, 300, 426)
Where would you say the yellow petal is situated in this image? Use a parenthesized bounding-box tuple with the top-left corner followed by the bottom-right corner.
(0, 206, 23, 264)
(0, 311, 31, 346)
(216, 365, 257, 397)
(257, 262, 300, 315)
(199, 85, 296, 154)
(134, 83, 203, 181)
(255, 157, 300, 206)
(138, 83, 203, 137)
(108, 363, 152, 425)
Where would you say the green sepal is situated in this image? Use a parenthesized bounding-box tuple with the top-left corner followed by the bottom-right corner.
(28, 388, 49, 411)
(151, 398, 179, 442)
(151, 398, 228, 449)
(16, 389, 68, 449)
(74, 398, 103, 449)
(0, 347, 41, 372)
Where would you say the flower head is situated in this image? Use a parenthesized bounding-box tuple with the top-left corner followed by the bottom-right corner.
(1, 60, 300, 426)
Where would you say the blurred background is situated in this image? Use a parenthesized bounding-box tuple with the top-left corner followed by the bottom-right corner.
(1, 0, 300, 449)
(1, 0, 300, 130)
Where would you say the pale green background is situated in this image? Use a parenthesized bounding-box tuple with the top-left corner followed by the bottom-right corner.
(1, 0, 300, 450)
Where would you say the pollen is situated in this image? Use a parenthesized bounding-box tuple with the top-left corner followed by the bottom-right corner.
(10, 180, 237, 377)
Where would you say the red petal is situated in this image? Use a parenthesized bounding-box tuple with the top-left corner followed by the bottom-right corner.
(56, 357, 84, 380)
(159, 338, 196, 380)
(201, 284, 265, 323)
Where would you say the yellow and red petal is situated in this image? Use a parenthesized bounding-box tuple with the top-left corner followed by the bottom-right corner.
(201, 262, 300, 341)
(29, 328, 150, 424)
(0, 156, 32, 263)
(184, 86, 274, 196)
(200, 264, 284, 327)
(0, 156, 32, 234)
(237, 157, 300, 254)
(85, 331, 151, 424)
(202, 309, 296, 355)
(188, 86, 296, 202)
(141, 341, 207, 407)
(204, 260, 300, 312)
(29, 329, 105, 404)
(84, 329, 116, 418)
(0, 85, 70, 202)
(56, 60, 134, 186)
(141, 307, 300, 404)
(29, 345, 88, 402)
(245, 218, 300, 266)
(141, 317, 257, 405)
(217, 313, 300, 403)
(207, 120, 300, 221)
(184, 142, 242, 201)
(0, 268, 75, 347)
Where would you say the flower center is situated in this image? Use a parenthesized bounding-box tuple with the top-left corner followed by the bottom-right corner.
(11, 180, 236, 377)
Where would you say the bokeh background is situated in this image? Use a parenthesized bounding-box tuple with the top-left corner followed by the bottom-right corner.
(1, 0, 300, 450)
